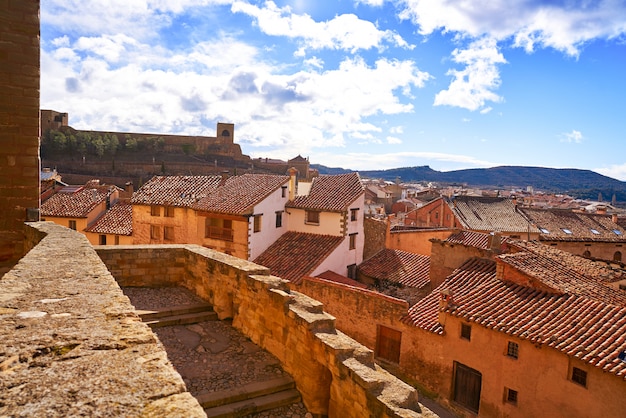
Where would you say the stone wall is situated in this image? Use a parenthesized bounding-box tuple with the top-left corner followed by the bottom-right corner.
(97, 245, 436, 417)
(0, 222, 205, 417)
(363, 216, 387, 260)
(0, 0, 41, 274)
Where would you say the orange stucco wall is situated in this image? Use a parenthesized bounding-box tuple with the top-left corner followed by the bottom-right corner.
(386, 229, 455, 256)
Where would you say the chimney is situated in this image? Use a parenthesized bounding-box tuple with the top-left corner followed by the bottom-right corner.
(490, 232, 502, 251)
(220, 170, 229, 186)
(438, 289, 454, 325)
(612, 213, 619, 224)
(288, 167, 298, 200)
(125, 181, 134, 195)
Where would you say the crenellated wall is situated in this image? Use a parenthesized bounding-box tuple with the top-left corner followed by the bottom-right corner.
(97, 245, 434, 417)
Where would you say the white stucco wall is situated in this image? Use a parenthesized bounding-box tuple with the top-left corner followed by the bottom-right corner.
(248, 182, 290, 260)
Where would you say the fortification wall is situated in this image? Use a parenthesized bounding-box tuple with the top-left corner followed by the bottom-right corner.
(97, 245, 434, 417)
(0, 222, 205, 417)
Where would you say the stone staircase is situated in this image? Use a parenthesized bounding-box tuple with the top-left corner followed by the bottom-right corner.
(199, 376, 301, 417)
(136, 302, 218, 328)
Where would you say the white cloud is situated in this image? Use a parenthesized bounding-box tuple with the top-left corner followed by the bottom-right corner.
(231, 1, 412, 54)
(389, 126, 404, 134)
(387, 136, 403, 144)
(434, 37, 506, 111)
(397, 0, 626, 56)
(560, 130, 584, 143)
(596, 164, 626, 182)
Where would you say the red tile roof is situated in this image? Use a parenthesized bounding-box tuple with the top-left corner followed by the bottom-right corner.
(445, 230, 491, 249)
(253, 232, 343, 283)
(359, 249, 430, 289)
(287, 173, 363, 212)
(131, 176, 222, 207)
(40, 184, 116, 218)
(193, 174, 289, 215)
(402, 257, 496, 333)
(503, 241, 626, 298)
(521, 208, 626, 242)
(451, 196, 537, 234)
(84, 202, 132, 236)
(314, 270, 368, 289)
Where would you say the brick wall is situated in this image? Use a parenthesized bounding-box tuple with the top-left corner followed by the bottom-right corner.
(0, 0, 41, 273)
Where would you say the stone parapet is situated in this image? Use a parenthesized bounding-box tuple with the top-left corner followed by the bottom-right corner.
(0, 222, 205, 417)
(97, 245, 435, 417)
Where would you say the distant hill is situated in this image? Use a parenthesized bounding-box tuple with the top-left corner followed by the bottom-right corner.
(312, 164, 626, 203)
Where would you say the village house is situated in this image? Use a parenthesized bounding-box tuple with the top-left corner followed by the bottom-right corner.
(40, 180, 121, 234)
(254, 172, 365, 281)
(84, 201, 133, 245)
(520, 207, 626, 262)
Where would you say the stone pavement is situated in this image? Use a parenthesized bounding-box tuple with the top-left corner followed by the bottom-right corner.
(122, 286, 311, 418)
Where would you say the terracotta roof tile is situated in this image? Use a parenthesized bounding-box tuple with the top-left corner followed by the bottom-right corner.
(451, 196, 537, 233)
(402, 258, 496, 333)
(85, 202, 132, 236)
(521, 208, 626, 242)
(40, 184, 116, 218)
(253, 232, 343, 283)
(445, 230, 491, 249)
(131, 175, 222, 207)
(193, 174, 289, 215)
(287, 173, 363, 212)
(359, 249, 430, 289)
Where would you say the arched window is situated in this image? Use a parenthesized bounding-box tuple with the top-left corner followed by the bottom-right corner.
(583, 250, 591, 258)
(614, 251, 622, 262)
(221, 129, 230, 137)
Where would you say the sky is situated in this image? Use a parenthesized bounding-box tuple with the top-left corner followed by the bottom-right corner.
(40, 1, 626, 180)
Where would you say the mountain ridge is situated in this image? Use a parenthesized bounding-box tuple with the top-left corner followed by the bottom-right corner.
(311, 164, 626, 203)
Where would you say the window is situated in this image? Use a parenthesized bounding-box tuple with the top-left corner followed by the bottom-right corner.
(114, 235, 120, 245)
(505, 388, 518, 405)
(275, 211, 283, 228)
(253, 214, 262, 233)
(590, 228, 600, 235)
(583, 250, 591, 258)
(281, 186, 287, 198)
(571, 367, 587, 387)
(376, 325, 401, 363)
(99, 235, 106, 245)
(562, 228, 572, 234)
(349, 233, 357, 250)
(68, 220, 77, 230)
(347, 264, 357, 279)
(506, 341, 519, 359)
(151, 206, 160, 216)
(164, 206, 175, 217)
(205, 218, 233, 241)
(305, 210, 320, 225)
(540, 228, 550, 234)
(461, 323, 471, 341)
(614, 251, 622, 262)
(164, 226, 174, 241)
(453, 362, 482, 413)
(150, 225, 160, 240)
(613, 229, 623, 235)
(350, 208, 359, 221)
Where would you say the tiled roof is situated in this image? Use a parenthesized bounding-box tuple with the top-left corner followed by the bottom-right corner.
(403, 256, 626, 378)
(193, 174, 289, 215)
(131, 176, 222, 207)
(445, 230, 491, 249)
(84, 202, 132, 236)
(314, 270, 368, 289)
(521, 208, 626, 242)
(253, 232, 343, 284)
(450, 196, 537, 234)
(501, 241, 626, 303)
(287, 173, 363, 212)
(402, 258, 496, 333)
(359, 249, 430, 289)
(40, 185, 115, 218)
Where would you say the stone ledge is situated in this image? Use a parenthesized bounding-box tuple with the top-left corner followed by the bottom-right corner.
(0, 222, 205, 417)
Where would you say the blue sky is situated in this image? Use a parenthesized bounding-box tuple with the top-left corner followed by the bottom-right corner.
(40, 1, 626, 180)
